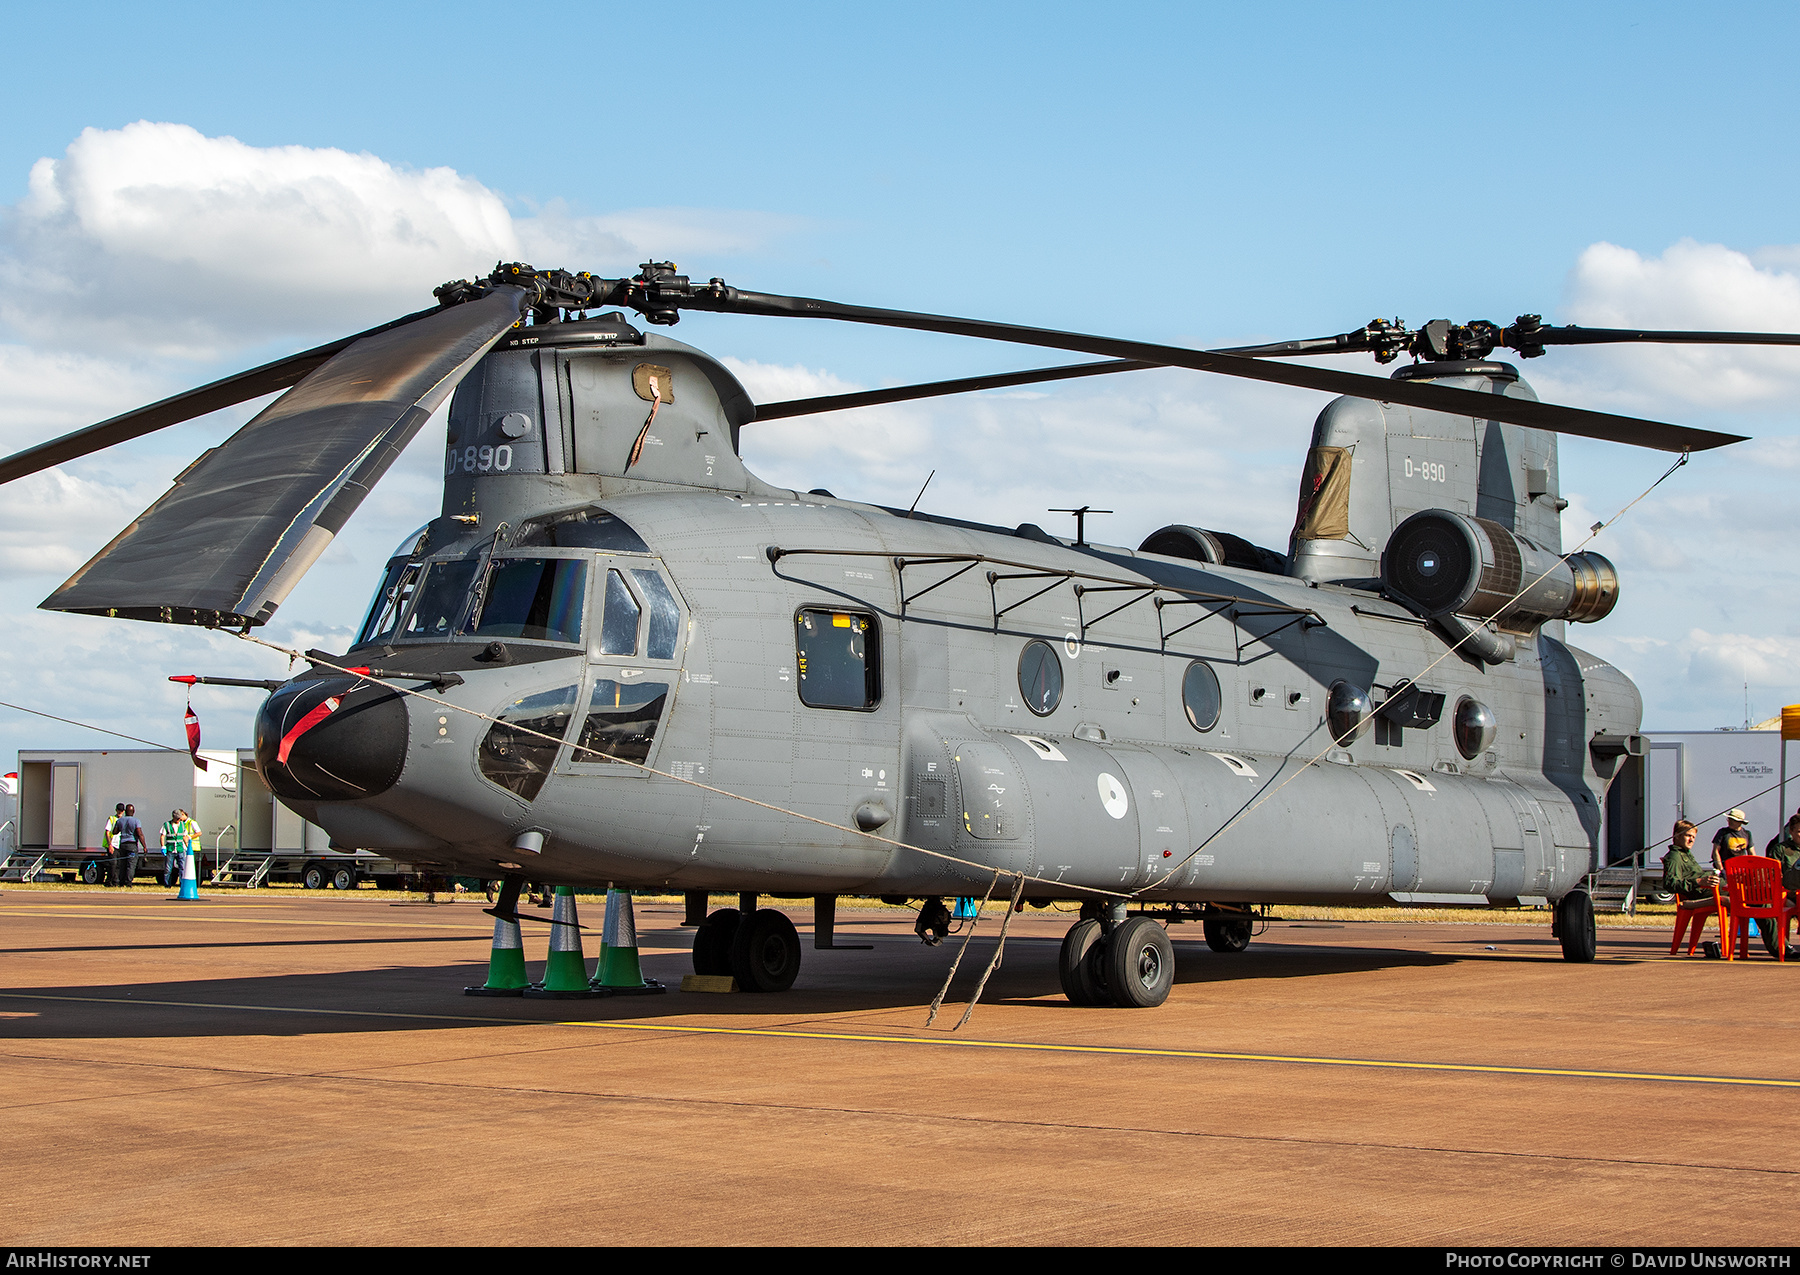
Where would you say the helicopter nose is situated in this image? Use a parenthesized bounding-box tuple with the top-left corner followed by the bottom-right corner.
(254, 676, 409, 802)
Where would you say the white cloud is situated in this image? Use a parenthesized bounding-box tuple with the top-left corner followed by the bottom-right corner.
(1529, 239, 1800, 409)
(0, 122, 804, 360)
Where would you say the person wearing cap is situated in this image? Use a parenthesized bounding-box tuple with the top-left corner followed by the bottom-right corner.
(1712, 809, 1754, 870)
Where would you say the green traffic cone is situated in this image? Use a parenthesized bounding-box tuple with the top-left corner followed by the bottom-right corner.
(525, 887, 604, 999)
(595, 889, 665, 994)
(464, 912, 529, 996)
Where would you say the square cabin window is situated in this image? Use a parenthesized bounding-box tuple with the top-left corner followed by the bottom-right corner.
(795, 609, 880, 710)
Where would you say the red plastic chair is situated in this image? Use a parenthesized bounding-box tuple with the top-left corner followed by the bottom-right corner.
(1722, 857, 1796, 962)
(1670, 881, 1726, 956)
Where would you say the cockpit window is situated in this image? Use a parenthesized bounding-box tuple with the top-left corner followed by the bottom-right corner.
(631, 570, 681, 660)
(478, 685, 577, 801)
(357, 558, 421, 646)
(513, 506, 650, 553)
(472, 558, 587, 645)
(599, 569, 641, 656)
(571, 679, 669, 765)
(400, 559, 481, 638)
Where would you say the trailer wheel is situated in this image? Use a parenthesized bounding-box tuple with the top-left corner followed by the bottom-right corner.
(302, 863, 327, 890)
(330, 866, 356, 891)
(80, 860, 103, 885)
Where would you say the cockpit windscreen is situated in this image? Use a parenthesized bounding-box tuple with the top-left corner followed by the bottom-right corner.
(471, 558, 587, 644)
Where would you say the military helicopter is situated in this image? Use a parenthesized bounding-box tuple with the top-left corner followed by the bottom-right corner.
(4, 261, 1791, 1008)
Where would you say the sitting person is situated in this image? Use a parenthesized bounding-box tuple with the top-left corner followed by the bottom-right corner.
(1768, 813, 1800, 891)
(1663, 819, 1721, 902)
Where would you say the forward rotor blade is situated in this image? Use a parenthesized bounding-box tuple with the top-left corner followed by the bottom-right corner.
(754, 360, 1154, 420)
(0, 306, 443, 486)
(680, 287, 1746, 451)
(42, 286, 528, 628)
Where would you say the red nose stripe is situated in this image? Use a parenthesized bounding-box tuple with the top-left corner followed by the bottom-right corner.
(277, 696, 341, 765)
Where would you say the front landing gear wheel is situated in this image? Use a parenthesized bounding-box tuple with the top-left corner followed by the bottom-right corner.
(1107, 917, 1175, 1007)
(1058, 918, 1109, 1006)
(1557, 891, 1597, 962)
(692, 908, 740, 976)
(1203, 915, 1253, 953)
(731, 908, 801, 992)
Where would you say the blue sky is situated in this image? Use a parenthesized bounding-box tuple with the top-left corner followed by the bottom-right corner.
(3, 1, 1800, 754)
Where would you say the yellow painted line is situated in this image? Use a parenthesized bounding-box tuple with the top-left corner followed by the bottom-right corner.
(0, 907, 487, 933)
(3, 992, 1796, 1090)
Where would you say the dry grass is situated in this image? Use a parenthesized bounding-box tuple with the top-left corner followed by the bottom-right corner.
(0, 881, 1683, 928)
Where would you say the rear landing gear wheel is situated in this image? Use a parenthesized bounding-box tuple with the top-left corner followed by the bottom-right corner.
(1557, 891, 1597, 962)
(1203, 915, 1253, 953)
(731, 908, 801, 992)
(692, 907, 740, 976)
(1058, 918, 1109, 1006)
(1106, 917, 1175, 1008)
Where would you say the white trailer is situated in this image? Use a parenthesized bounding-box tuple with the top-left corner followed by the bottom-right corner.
(6, 746, 425, 888)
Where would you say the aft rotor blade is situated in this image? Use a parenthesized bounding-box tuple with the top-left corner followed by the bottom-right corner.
(676, 287, 1745, 452)
(1529, 325, 1800, 349)
(42, 286, 528, 628)
(754, 360, 1155, 420)
(0, 306, 443, 485)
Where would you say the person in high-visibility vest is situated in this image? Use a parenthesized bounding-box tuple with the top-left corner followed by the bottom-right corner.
(160, 810, 182, 887)
(161, 809, 201, 888)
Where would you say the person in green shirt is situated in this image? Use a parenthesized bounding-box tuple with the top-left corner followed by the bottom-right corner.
(1662, 819, 1720, 902)
(1767, 813, 1800, 891)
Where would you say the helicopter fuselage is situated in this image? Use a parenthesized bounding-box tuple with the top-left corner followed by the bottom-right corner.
(258, 483, 1638, 909)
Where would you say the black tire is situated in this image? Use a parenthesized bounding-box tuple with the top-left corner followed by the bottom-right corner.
(692, 908, 740, 976)
(1646, 889, 1676, 906)
(1557, 891, 1597, 962)
(1058, 919, 1109, 1006)
(1106, 917, 1175, 1008)
(79, 860, 103, 885)
(301, 863, 326, 890)
(330, 867, 356, 891)
(1203, 915, 1253, 953)
(730, 908, 801, 992)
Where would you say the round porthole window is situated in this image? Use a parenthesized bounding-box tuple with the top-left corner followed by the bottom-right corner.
(1454, 697, 1497, 760)
(1182, 660, 1222, 732)
(1018, 640, 1063, 716)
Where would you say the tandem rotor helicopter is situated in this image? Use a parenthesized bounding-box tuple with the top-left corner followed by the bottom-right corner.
(5, 260, 1794, 1008)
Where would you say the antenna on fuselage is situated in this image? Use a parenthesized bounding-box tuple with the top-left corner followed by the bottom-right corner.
(905, 469, 936, 518)
(1050, 506, 1112, 547)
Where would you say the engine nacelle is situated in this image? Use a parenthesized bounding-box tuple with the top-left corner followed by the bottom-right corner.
(1382, 509, 1618, 628)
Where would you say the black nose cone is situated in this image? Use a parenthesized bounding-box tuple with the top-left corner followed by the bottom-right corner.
(255, 676, 409, 801)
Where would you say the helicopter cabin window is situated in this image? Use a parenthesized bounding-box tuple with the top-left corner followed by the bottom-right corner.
(631, 570, 681, 660)
(570, 679, 670, 765)
(1181, 660, 1222, 732)
(477, 685, 578, 802)
(357, 559, 421, 646)
(599, 570, 642, 656)
(795, 609, 880, 710)
(471, 558, 587, 645)
(399, 559, 481, 639)
(1018, 640, 1063, 716)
